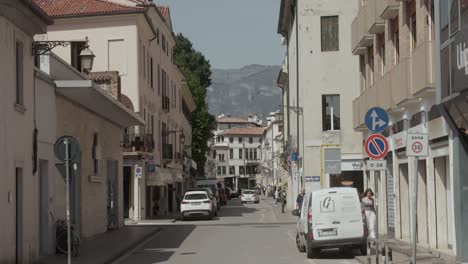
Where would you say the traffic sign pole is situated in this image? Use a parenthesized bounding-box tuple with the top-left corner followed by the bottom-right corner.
(65, 139, 71, 264)
(412, 157, 418, 264)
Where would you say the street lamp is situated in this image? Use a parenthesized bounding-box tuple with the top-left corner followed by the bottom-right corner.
(33, 37, 95, 73)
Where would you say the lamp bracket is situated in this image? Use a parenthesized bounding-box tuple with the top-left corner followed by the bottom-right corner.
(32, 41, 71, 55)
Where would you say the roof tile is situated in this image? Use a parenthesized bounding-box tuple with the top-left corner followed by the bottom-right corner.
(33, 0, 144, 17)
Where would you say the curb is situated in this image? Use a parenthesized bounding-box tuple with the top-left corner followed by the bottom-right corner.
(106, 227, 162, 264)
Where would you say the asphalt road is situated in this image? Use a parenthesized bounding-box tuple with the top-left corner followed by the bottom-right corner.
(114, 197, 360, 264)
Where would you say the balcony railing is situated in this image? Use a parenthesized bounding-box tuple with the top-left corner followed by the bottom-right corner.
(389, 59, 410, 106)
(377, 0, 399, 19)
(376, 73, 391, 110)
(411, 41, 435, 96)
(365, 0, 384, 34)
(122, 132, 154, 153)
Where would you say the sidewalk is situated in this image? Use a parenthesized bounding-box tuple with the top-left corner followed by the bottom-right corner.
(354, 238, 455, 264)
(37, 225, 161, 264)
(262, 195, 298, 223)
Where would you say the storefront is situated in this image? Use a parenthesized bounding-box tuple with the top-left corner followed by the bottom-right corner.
(329, 159, 364, 194)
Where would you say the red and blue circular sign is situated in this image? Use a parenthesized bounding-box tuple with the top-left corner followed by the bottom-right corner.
(365, 134, 389, 160)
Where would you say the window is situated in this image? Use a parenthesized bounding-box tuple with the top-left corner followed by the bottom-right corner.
(239, 137, 243, 143)
(378, 34, 386, 76)
(239, 149, 243, 159)
(71, 41, 85, 72)
(368, 46, 374, 85)
(92, 133, 100, 175)
(322, 95, 340, 131)
(320, 16, 339, 52)
(245, 149, 248, 159)
(249, 149, 253, 160)
(222, 166, 226, 175)
(409, 1, 417, 51)
(150, 58, 154, 89)
(230, 149, 233, 159)
(218, 154, 225, 161)
(441, 0, 449, 43)
(254, 149, 257, 160)
(142, 46, 146, 79)
(239, 166, 245, 175)
(15, 41, 23, 106)
(391, 17, 400, 65)
(157, 65, 160, 95)
(450, 0, 459, 35)
(249, 137, 253, 143)
(229, 137, 233, 143)
(156, 28, 160, 44)
(229, 166, 235, 175)
(162, 34, 166, 52)
(217, 166, 221, 174)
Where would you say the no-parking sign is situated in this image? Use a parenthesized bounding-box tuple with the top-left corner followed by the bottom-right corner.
(407, 134, 428, 157)
(365, 134, 389, 160)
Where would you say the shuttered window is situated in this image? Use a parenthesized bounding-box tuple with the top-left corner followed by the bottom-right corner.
(321, 16, 339, 52)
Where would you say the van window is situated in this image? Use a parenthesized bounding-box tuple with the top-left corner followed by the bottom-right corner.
(301, 193, 310, 218)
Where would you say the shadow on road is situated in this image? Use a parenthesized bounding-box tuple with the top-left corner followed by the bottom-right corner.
(313, 248, 360, 260)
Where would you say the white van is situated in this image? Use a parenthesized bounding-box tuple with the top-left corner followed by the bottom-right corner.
(292, 187, 367, 258)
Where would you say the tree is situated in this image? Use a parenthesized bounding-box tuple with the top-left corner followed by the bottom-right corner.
(174, 33, 215, 177)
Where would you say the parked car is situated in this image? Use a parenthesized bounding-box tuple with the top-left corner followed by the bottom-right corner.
(293, 187, 367, 259)
(226, 187, 238, 198)
(218, 188, 228, 205)
(181, 191, 214, 220)
(240, 190, 259, 204)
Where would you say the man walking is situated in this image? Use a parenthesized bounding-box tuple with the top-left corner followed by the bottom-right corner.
(280, 188, 287, 213)
(296, 188, 305, 213)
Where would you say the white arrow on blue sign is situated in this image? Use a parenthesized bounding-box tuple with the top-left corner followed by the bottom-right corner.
(365, 107, 389, 133)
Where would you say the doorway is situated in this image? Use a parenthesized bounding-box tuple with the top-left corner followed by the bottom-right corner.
(434, 156, 449, 249)
(107, 160, 118, 229)
(399, 163, 410, 240)
(39, 160, 49, 255)
(168, 184, 174, 212)
(15, 167, 23, 264)
(123, 167, 131, 219)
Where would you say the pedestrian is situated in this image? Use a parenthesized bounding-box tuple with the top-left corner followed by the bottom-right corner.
(281, 188, 287, 213)
(274, 187, 279, 206)
(176, 192, 182, 213)
(361, 188, 376, 239)
(296, 188, 305, 213)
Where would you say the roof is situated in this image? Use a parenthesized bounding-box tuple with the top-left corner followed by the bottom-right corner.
(22, 0, 54, 24)
(157, 5, 169, 18)
(33, 0, 144, 17)
(217, 117, 254, 124)
(221, 127, 265, 136)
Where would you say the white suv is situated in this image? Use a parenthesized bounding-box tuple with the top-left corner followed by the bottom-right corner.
(181, 191, 214, 220)
(292, 187, 367, 259)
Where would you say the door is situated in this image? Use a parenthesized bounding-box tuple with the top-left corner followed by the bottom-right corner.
(39, 160, 49, 255)
(311, 190, 341, 241)
(339, 191, 364, 239)
(15, 168, 23, 264)
(107, 160, 118, 229)
(123, 167, 131, 219)
(399, 163, 410, 239)
(168, 184, 174, 212)
(434, 156, 448, 249)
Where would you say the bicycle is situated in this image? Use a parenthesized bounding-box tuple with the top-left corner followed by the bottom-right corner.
(54, 218, 81, 257)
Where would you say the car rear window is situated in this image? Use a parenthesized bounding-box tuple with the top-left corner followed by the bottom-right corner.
(185, 193, 207, 200)
(243, 190, 254, 194)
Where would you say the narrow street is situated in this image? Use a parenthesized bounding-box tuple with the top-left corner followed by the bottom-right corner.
(114, 197, 360, 264)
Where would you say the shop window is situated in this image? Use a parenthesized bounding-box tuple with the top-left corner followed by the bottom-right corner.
(441, 0, 449, 43)
(450, 0, 460, 35)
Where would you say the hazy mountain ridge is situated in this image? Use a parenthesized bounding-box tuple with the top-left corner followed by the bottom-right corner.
(208, 65, 282, 118)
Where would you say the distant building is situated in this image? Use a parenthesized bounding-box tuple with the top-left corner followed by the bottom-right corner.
(213, 115, 263, 190)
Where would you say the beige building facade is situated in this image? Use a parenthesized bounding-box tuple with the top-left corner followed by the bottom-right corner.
(351, 0, 456, 258)
(35, 0, 195, 220)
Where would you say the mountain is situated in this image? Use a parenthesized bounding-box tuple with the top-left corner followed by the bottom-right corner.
(207, 65, 282, 118)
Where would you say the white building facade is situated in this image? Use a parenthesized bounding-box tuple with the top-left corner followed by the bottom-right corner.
(277, 0, 364, 207)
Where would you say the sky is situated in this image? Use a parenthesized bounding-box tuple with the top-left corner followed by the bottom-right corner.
(156, 0, 284, 69)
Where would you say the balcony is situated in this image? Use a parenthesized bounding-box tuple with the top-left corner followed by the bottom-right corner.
(411, 41, 436, 96)
(376, 73, 392, 110)
(365, 0, 385, 34)
(122, 132, 154, 154)
(353, 92, 367, 129)
(352, 7, 373, 55)
(377, 0, 399, 19)
(389, 59, 411, 106)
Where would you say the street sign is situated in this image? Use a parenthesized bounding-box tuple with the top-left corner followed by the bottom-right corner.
(148, 164, 156, 173)
(54, 136, 80, 162)
(365, 107, 389, 133)
(365, 134, 389, 160)
(305, 176, 320, 182)
(135, 165, 143, 178)
(407, 134, 429, 157)
(366, 160, 387, 171)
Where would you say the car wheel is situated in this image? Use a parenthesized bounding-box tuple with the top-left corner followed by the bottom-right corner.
(360, 244, 367, 256)
(306, 245, 319, 259)
(296, 233, 306, 253)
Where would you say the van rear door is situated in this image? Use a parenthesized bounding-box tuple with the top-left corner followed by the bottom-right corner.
(311, 190, 342, 241)
(339, 192, 364, 239)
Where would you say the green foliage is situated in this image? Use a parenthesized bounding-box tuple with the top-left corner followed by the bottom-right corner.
(174, 33, 215, 177)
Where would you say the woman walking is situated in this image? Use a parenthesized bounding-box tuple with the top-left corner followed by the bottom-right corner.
(361, 188, 376, 238)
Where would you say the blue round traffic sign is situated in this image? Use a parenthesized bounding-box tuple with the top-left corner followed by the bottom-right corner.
(365, 107, 389, 133)
(365, 134, 389, 160)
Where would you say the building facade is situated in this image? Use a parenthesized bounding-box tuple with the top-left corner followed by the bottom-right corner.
(213, 116, 263, 191)
(436, 0, 468, 262)
(277, 0, 364, 207)
(35, 0, 195, 220)
(351, 0, 457, 260)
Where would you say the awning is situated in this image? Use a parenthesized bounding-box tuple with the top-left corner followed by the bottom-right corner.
(55, 80, 144, 127)
(147, 168, 172, 186)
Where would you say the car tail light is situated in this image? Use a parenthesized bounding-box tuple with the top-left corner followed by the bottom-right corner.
(307, 208, 312, 224)
(203, 200, 211, 204)
(181, 201, 189, 204)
